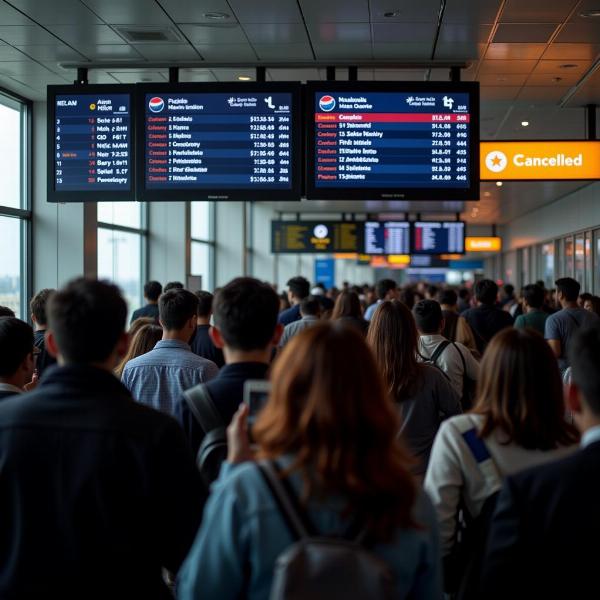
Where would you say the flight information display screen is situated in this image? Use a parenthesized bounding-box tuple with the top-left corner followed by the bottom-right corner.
(363, 221, 411, 255)
(306, 82, 479, 201)
(48, 85, 134, 202)
(139, 84, 301, 201)
(272, 221, 359, 253)
(413, 221, 465, 254)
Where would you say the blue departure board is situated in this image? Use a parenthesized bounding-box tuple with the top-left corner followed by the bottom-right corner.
(363, 221, 411, 255)
(48, 86, 134, 202)
(413, 221, 465, 254)
(139, 84, 301, 201)
(306, 82, 479, 201)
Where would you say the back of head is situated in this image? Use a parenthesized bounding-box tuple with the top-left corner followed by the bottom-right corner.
(115, 323, 163, 378)
(579, 292, 593, 304)
(440, 288, 458, 307)
(413, 299, 443, 334)
(213, 277, 279, 351)
(522, 284, 544, 309)
(300, 296, 321, 317)
(376, 278, 396, 300)
(331, 290, 362, 320)
(286, 276, 310, 301)
(458, 288, 470, 300)
(163, 281, 184, 293)
(502, 283, 515, 297)
(128, 316, 155, 338)
(30, 288, 55, 326)
(0, 317, 34, 377)
(398, 287, 415, 309)
(367, 300, 419, 399)
(0, 306, 15, 318)
(426, 284, 439, 300)
(474, 279, 498, 306)
(195, 290, 214, 318)
(570, 322, 600, 417)
(144, 280, 162, 302)
(475, 328, 577, 450)
(255, 322, 416, 540)
(555, 277, 580, 302)
(47, 278, 127, 364)
(159, 289, 199, 331)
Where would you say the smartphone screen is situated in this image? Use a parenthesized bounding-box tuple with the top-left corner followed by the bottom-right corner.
(244, 380, 271, 441)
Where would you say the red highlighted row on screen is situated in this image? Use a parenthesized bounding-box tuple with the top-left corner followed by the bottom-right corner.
(315, 113, 470, 123)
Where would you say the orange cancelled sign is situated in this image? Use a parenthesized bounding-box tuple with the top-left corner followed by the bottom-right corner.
(465, 237, 502, 252)
(480, 141, 600, 180)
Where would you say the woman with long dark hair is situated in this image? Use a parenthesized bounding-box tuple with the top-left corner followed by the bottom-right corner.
(114, 323, 162, 379)
(367, 300, 461, 476)
(178, 323, 442, 599)
(330, 290, 369, 335)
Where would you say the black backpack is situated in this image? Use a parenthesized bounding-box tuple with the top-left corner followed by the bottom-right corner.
(451, 342, 477, 411)
(182, 384, 227, 486)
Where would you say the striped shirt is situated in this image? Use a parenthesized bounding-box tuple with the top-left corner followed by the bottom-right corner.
(121, 339, 219, 416)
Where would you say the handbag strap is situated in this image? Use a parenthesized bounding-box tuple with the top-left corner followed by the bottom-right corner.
(461, 416, 503, 493)
(182, 384, 223, 433)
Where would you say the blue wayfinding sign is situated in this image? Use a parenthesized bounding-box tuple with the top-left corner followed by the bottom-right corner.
(314, 258, 335, 291)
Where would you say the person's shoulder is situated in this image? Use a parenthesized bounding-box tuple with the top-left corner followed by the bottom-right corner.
(122, 349, 158, 371)
(437, 413, 483, 438)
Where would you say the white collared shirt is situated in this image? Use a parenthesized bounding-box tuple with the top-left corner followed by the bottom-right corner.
(581, 425, 600, 448)
(0, 383, 23, 395)
(418, 334, 480, 398)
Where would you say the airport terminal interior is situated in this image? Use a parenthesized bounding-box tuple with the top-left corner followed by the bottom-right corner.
(2, 0, 600, 598)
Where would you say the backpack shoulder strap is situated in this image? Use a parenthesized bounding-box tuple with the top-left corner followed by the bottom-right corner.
(430, 340, 451, 365)
(461, 416, 503, 493)
(452, 342, 467, 372)
(182, 384, 223, 433)
(258, 460, 313, 541)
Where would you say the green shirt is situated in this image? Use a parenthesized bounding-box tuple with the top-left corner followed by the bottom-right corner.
(514, 309, 549, 336)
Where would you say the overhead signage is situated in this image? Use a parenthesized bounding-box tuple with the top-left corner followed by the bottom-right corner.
(465, 237, 502, 252)
(271, 221, 358, 253)
(480, 141, 600, 181)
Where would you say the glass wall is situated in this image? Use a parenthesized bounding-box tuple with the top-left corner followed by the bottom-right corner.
(97, 202, 147, 320)
(189, 201, 215, 291)
(0, 92, 30, 319)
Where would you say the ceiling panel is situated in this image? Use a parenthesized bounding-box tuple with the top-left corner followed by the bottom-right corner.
(479, 59, 538, 74)
(542, 43, 600, 60)
(306, 22, 371, 44)
(15, 43, 87, 61)
(0, 43, 31, 61)
(0, 2, 36, 25)
(178, 24, 248, 44)
(493, 23, 559, 43)
(372, 42, 433, 59)
(485, 43, 547, 60)
(369, 0, 441, 22)
(157, 0, 235, 23)
(527, 72, 581, 86)
(533, 59, 592, 75)
(480, 86, 522, 101)
(443, 0, 503, 24)
(254, 43, 314, 61)
(108, 69, 167, 83)
(227, 0, 303, 24)
(500, 0, 579, 23)
(312, 42, 372, 59)
(242, 23, 309, 45)
(299, 0, 370, 23)
(0, 25, 61, 45)
(373, 69, 428, 80)
(8, 71, 69, 87)
(46, 24, 126, 46)
(192, 43, 258, 61)
(179, 68, 218, 82)
(0, 74, 45, 99)
(554, 22, 600, 43)
(268, 67, 320, 81)
(132, 43, 200, 60)
(479, 72, 529, 86)
(517, 85, 571, 102)
(74, 44, 144, 60)
(439, 23, 493, 45)
(0, 60, 63, 76)
(81, 0, 174, 25)
(211, 67, 260, 81)
(372, 22, 437, 43)
(7, 0, 101, 24)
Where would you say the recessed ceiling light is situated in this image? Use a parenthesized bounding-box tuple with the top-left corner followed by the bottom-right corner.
(383, 10, 401, 17)
(204, 12, 230, 20)
(559, 63, 578, 69)
(237, 75, 252, 81)
(484, 191, 491, 197)
(580, 9, 600, 17)
(521, 120, 529, 127)
(496, 181, 503, 187)
(552, 76, 564, 83)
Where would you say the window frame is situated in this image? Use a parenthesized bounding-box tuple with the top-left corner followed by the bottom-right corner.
(0, 86, 32, 320)
(188, 201, 216, 291)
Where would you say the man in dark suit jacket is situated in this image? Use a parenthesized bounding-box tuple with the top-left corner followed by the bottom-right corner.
(481, 321, 600, 599)
(0, 278, 205, 599)
(0, 316, 36, 401)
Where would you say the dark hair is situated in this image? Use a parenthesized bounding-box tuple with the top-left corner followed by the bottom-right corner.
(458, 288, 470, 300)
(475, 279, 498, 305)
(279, 291, 291, 311)
(213, 277, 279, 351)
(503, 283, 515, 297)
(376, 278, 397, 300)
(579, 292, 593, 303)
(30, 289, 55, 326)
(570, 322, 600, 415)
(143, 281, 162, 302)
(398, 287, 415, 309)
(413, 299, 443, 334)
(115, 323, 163, 378)
(47, 278, 127, 364)
(555, 277, 580, 302)
(473, 328, 578, 450)
(0, 306, 15, 318)
(585, 296, 600, 318)
(159, 289, 199, 330)
(287, 276, 310, 300)
(367, 300, 421, 401)
(255, 323, 417, 542)
(195, 291, 214, 318)
(331, 290, 363, 320)
(163, 281, 184, 292)
(440, 289, 458, 306)
(522, 284, 544, 309)
(300, 296, 321, 317)
(0, 317, 34, 377)
(426, 285, 439, 299)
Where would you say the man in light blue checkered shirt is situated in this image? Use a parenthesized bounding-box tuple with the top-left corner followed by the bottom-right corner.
(122, 288, 219, 416)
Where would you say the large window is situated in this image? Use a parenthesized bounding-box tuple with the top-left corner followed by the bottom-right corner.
(189, 201, 215, 291)
(97, 202, 147, 320)
(0, 92, 30, 319)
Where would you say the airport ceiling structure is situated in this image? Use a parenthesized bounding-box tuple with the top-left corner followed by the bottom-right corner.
(0, 0, 599, 225)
